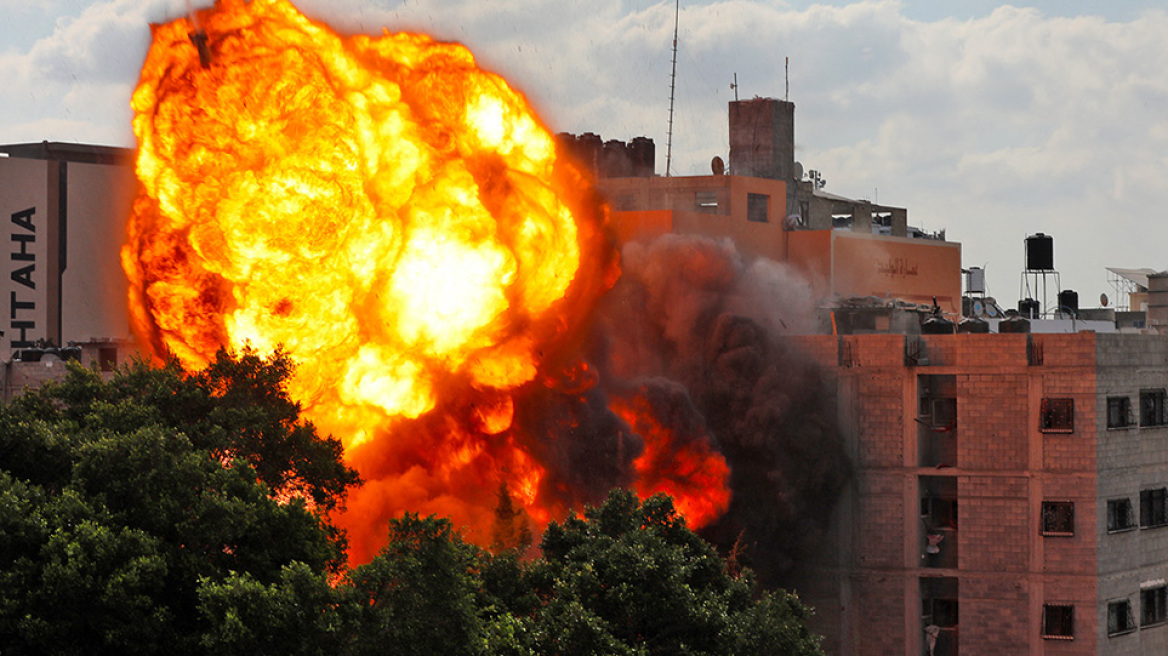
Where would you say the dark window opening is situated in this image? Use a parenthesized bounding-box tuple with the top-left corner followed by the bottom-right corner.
(1040, 398, 1074, 433)
(1143, 586, 1168, 627)
(1042, 604, 1074, 639)
(746, 193, 769, 223)
(1109, 599, 1136, 636)
(1141, 488, 1168, 528)
(1108, 498, 1136, 532)
(1108, 396, 1133, 429)
(98, 347, 118, 372)
(1141, 389, 1168, 427)
(921, 496, 959, 530)
(1041, 501, 1074, 536)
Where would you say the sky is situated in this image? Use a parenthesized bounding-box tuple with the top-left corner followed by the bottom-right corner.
(2, 0, 1167, 310)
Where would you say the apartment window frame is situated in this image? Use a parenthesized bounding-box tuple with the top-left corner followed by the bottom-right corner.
(1143, 585, 1168, 627)
(1107, 396, 1134, 429)
(1040, 397, 1074, 433)
(1041, 501, 1075, 537)
(1141, 389, 1168, 427)
(1141, 488, 1168, 529)
(1042, 603, 1075, 640)
(1108, 498, 1137, 533)
(1109, 599, 1136, 637)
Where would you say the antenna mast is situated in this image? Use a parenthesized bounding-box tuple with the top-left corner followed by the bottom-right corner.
(665, 0, 679, 177)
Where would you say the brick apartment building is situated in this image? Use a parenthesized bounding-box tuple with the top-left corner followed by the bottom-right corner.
(789, 331, 1168, 656)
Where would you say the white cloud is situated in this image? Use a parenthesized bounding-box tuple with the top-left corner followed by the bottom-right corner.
(3, 0, 1168, 304)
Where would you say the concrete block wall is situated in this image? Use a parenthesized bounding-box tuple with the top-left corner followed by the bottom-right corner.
(1041, 573, 1100, 655)
(2, 360, 69, 400)
(959, 575, 1031, 654)
(850, 575, 906, 656)
(958, 372, 1028, 470)
(854, 472, 905, 570)
(958, 475, 1029, 573)
(1095, 334, 1168, 654)
(853, 372, 904, 468)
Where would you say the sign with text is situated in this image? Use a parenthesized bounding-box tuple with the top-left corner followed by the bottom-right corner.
(0, 158, 49, 352)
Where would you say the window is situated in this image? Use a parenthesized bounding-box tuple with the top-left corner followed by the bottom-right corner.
(1143, 585, 1168, 626)
(1108, 498, 1136, 532)
(746, 193, 769, 223)
(1041, 501, 1074, 536)
(1142, 389, 1168, 427)
(1109, 599, 1136, 636)
(1042, 604, 1074, 639)
(926, 398, 957, 430)
(922, 597, 959, 628)
(694, 191, 719, 213)
(1141, 488, 1168, 528)
(1040, 398, 1074, 433)
(1108, 396, 1133, 429)
(921, 496, 958, 529)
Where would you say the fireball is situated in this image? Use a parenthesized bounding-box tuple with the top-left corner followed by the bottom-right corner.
(124, 0, 727, 560)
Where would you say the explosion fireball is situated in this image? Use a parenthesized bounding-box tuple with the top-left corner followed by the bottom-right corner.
(124, 0, 730, 560)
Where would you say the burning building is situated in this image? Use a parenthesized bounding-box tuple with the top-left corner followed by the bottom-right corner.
(8, 1, 1168, 654)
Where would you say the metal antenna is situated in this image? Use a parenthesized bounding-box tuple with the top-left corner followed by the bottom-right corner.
(665, 0, 679, 177)
(785, 56, 789, 102)
(731, 72, 739, 101)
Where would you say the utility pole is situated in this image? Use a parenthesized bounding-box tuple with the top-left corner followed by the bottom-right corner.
(665, 0, 679, 177)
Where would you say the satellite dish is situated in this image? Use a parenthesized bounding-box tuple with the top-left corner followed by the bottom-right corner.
(1100, 293, 1109, 307)
(986, 304, 999, 318)
(711, 156, 725, 175)
(972, 299, 984, 316)
(793, 161, 804, 181)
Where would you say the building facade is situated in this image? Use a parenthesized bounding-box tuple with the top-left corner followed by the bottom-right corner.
(0, 142, 136, 357)
(790, 331, 1168, 656)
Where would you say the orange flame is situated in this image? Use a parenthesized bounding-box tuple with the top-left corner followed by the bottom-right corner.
(124, 0, 728, 560)
(610, 392, 731, 529)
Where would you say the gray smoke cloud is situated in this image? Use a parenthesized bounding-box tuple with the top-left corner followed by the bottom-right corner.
(588, 234, 851, 584)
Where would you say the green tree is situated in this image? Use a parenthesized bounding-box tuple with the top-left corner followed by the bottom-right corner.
(1, 351, 823, 656)
(346, 514, 487, 656)
(518, 489, 825, 656)
(0, 350, 359, 655)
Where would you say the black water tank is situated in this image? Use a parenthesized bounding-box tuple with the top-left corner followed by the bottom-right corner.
(921, 316, 955, 334)
(999, 315, 1031, 333)
(627, 137, 655, 177)
(1058, 289, 1079, 315)
(600, 139, 630, 178)
(576, 132, 602, 173)
(1018, 298, 1041, 319)
(958, 317, 990, 334)
(1026, 233, 1054, 270)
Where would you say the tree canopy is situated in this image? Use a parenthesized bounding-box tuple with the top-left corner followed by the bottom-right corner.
(0, 352, 823, 656)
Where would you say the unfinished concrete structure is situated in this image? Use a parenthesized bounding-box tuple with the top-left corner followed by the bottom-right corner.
(788, 331, 1168, 656)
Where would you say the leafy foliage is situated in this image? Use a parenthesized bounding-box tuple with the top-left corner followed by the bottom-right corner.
(0, 354, 822, 655)
(0, 349, 358, 655)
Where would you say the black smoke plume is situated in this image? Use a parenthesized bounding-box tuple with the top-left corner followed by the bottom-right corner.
(587, 234, 852, 585)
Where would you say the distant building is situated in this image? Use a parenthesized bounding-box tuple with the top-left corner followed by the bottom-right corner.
(571, 97, 963, 316)
(0, 142, 136, 354)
